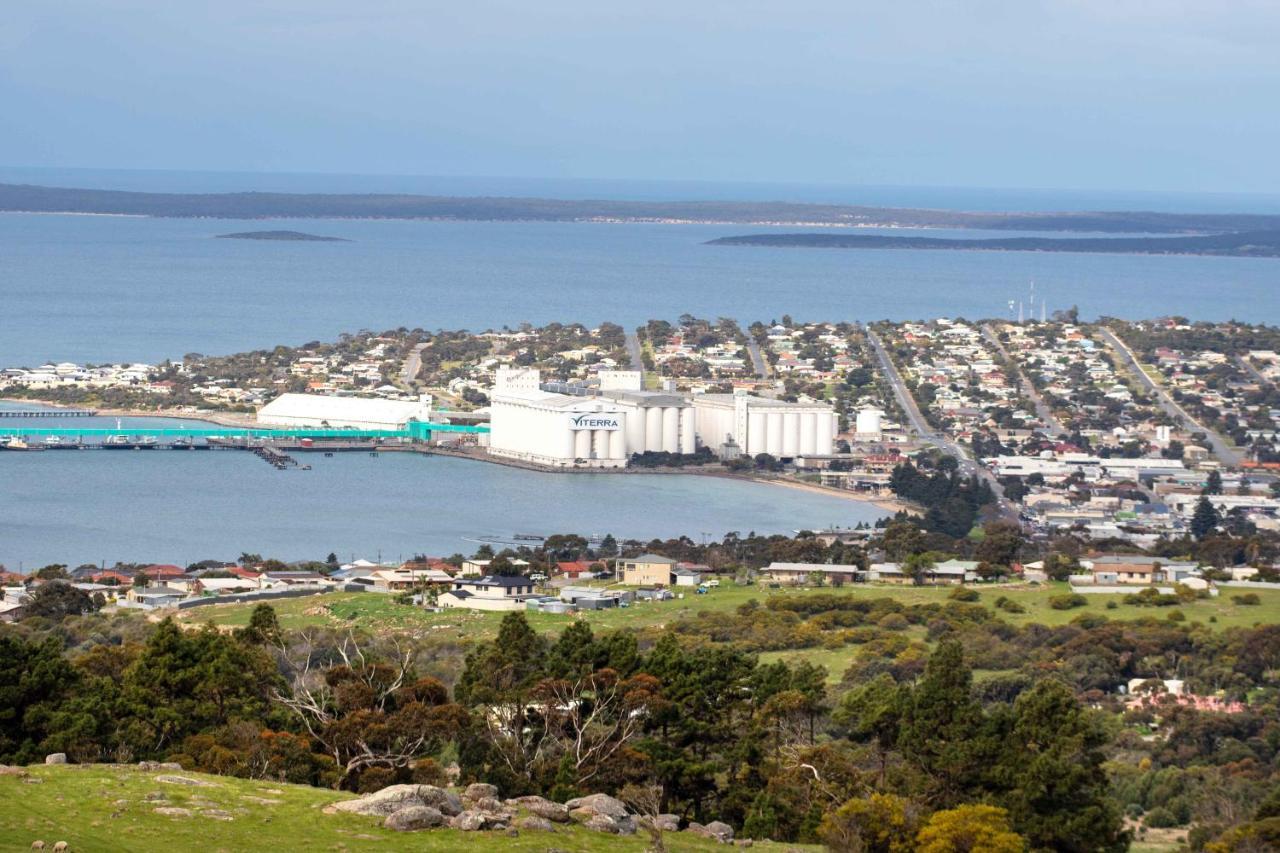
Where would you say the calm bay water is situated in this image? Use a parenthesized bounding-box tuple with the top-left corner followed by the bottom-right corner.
(0, 406, 881, 568)
(2, 210, 1278, 366)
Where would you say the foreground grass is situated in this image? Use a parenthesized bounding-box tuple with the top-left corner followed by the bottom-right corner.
(175, 580, 1280, 643)
(0, 765, 786, 852)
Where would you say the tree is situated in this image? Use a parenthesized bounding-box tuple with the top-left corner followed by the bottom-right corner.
(915, 805, 1025, 852)
(34, 564, 69, 580)
(897, 641, 988, 807)
(1191, 496, 1221, 540)
(0, 636, 81, 764)
(23, 581, 99, 621)
(819, 793, 920, 853)
(1203, 469, 1224, 496)
(995, 679, 1126, 852)
(236, 604, 282, 645)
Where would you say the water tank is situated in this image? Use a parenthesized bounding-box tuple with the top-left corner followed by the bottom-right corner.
(856, 407, 882, 436)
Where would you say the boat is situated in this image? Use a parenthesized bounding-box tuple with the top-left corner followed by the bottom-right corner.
(42, 436, 80, 449)
(103, 434, 133, 449)
(1, 437, 39, 451)
(135, 435, 159, 449)
(171, 438, 193, 449)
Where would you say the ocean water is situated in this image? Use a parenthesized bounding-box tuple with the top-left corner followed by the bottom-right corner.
(0, 406, 881, 568)
(2, 211, 1278, 366)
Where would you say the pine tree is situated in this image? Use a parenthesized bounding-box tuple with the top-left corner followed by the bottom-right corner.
(1190, 495, 1221, 539)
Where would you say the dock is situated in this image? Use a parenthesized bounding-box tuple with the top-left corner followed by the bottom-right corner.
(0, 408, 98, 417)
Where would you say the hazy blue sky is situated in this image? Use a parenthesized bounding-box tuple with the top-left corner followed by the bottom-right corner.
(2, 0, 1278, 193)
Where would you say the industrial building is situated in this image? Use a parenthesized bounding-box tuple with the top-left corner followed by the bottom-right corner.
(692, 391, 838, 459)
(488, 388, 631, 468)
(487, 370, 696, 467)
(257, 392, 433, 430)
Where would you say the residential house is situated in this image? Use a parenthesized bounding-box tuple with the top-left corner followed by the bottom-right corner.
(437, 575, 537, 611)
(760, 562, 864, 585)
(619, 554, 677, 586)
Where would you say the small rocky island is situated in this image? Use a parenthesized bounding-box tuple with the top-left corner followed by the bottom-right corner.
(216, 230, 350, 242)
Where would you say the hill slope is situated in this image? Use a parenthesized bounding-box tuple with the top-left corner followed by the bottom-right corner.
(0, 765, 763, 852)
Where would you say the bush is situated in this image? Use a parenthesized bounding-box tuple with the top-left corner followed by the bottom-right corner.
(1049, 594, 1088, 610)
(878, 613, 910, 631)
(1232, 593, 1261, 606)
(996, 597, 1025, 614)
(1144, 806, 1180, 829)
(1105, 600, 1118, 610)
(948, 587, 979, 602)
(1167, 610, 1186, 622)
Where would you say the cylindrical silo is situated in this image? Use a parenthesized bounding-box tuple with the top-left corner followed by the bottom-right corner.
(781, 412, 799, 456)
(766, 412, 783, 456)
(625, 404, 645, 456)
(609, 429, 626, 460)
(662, 407, 680, 453)
(815, 412, 835, 454)
(645, 407, 663, 452)
(680, 408, 696, 453)
(593, 429, 609, 460)
(747, 410, 766, 455)
(800, 412, 817, 455)
(574, 429, 591, 459)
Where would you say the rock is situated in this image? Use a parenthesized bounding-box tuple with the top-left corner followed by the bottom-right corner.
(583, 813, 636, 835)
(384, 805, 445, 831)
(44, 754, 67, 765)
(138, 761, 183, 771)
(705, 820, 735, 842)
(143, 792, 168, 802)
(643, 814, 681, 832)
(450, 810, 508, 831)
(201, 809, 235, 821)
(565, 793, 630, 820)
(509, 795, 571, 823)
(0, 766, 28, 777)
(240, 796, 282, 806)
(687, 820, 735, 842)
(326, 784, 454, 817)
(516, 815, 555, 832)
(471, 796, 504, 813)
(462, 782, 499, 803)
(154, 807, 193, 817)
(155, 775, 213, 787)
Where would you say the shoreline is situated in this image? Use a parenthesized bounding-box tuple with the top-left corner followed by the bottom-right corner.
(3, 397, 904, 513)
(0, 396, 259, 428)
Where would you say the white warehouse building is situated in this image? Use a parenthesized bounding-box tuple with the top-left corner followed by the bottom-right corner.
(692, 392, 838, 459)
(256, 393, 433, 430)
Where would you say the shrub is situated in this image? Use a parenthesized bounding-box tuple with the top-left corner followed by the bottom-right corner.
(1144, 806, 1180, 829)
(997, 598, 1025, 614)
(1105, 600, 1118, 610)
(877, 613, 910, 631)
(1232, 593, 1261, 606)
(948, 587, 980, 602)
(1167, 610, 1185, 622)
(1049, 594, 1088, 610)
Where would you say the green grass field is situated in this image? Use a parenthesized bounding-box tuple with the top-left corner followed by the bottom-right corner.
(174, 580, 1280, 672)
(0, 765, 791, 852)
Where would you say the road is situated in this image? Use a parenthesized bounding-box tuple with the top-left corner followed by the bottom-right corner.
(744, 332, 770, 378)
(1236, 354, 1270, 386)
(399, 342, 428, 389)
(1097, 327, 1242, 466)
(866, 329, 1018, 524)
(980, 324, 1067, 436)
(624, 331, 646, 384)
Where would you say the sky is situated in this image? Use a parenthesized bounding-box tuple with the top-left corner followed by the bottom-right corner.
(1, 0, 1278, 194)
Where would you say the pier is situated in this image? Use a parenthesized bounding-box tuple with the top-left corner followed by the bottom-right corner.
(0, 408, 97, 417)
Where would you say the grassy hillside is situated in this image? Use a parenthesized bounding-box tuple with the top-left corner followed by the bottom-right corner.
(0, 765, 779, 852)
(175, 580, 1280, 639)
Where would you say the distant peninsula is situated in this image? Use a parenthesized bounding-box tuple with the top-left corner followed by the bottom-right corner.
(5, 182, 1280, 235)
(705, 230, 1280, 258)
(216, 230, 349, 242)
